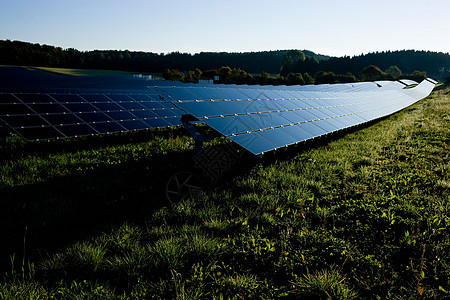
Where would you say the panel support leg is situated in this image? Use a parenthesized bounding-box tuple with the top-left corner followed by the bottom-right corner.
(0, 125, 5, 149)
(181, 114, 211, 160)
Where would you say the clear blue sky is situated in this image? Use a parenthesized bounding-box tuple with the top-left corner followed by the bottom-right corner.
(1, 0, 449, 57)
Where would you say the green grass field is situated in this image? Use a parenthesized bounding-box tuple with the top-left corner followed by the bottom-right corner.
(0, 87, 449, 299)
(26, 66, 164, 79)
(31, 66, 135, 76)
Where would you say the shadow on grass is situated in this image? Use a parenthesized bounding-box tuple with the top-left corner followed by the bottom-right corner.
(0, 117, 386, 274)
(0, 145, 195, 273)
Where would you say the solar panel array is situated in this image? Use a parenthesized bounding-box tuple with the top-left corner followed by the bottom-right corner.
(0, 90, 183, 140)
(0, 79, 436, 156)
(154, 79, 435, 155)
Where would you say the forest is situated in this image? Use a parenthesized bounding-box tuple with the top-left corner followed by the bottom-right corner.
(1, 39, 449, 83)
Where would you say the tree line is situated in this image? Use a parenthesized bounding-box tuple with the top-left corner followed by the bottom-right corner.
(0, 40, 327, 74)
(163, 50, 431, 85)
(1, 40, 448, 82)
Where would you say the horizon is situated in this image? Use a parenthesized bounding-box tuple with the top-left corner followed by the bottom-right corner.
(1, 0, 449, 58)
(3, 39, 449, 59)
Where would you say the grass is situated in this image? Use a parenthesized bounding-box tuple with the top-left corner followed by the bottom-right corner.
(30, 66, 135, 76)
(0, 87, 449, 298)
(27, 66, 163, 78)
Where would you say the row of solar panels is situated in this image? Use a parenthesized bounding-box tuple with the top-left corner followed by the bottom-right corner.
(0, 78, 436, 155)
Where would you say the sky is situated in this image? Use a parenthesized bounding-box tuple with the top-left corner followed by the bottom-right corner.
(0, 0, 449, 57)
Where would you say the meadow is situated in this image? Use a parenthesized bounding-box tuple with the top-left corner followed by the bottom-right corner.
(0, 86, 448, 299)
(29, 67, 164, 79)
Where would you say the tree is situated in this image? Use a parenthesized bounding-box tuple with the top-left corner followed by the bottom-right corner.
(186, 68, 202, 82)
(286, 73, 305, 85)
(282, 50, 306, 66)
(386, 65, 402, 79)
(162, 69, 185, 81)
(360, 65, 385, 81)
(303, 73, 314, 84)
(218, 66, 232, 81)
(336, 72, 357, 83)
(315, 71, 336, 84)
(280, 50, 306, 76)
(404, 70, 427, 82)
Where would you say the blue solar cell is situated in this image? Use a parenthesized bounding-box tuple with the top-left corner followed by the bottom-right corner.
(81, 94, 110, 102)
(152, 109, 180, 118)
(260, 100, 290, 111)
(271, 90, 294, 99)
(299, 110, 321, 122)
(2, 115, 48, 127)
(77, 112, 111, 123)
(238, 89, 267, 99)
(298, 122, 328, 137)
(307, 108, 331, 119)
(128, 94, 156, 102)
(187, 87, 227, 100)
(313, 119, 340, 132)
(117, 102, 146, 110)
(158, 102, 177, 109)
(91, 122, 125, 133)
(106, 94, 133, 101)
(64, 103, 98, 113)
(161, 87, 201, 101)
(29, 104, 69, 114)
(259, 127, 298, 147)
(288, 100, 314, 109)
(209, 100, 247, 115)
(146, 94, 162, 101)
(333, 106, 353, 115)
(216, 89, 248, 100)
(0, 94, 20, 103)
(131, 110, 159, 119)
(57, 124, 96, 136)
(176, 101, 224, 118)
(143, 118, 171, 128)
(203, 116, 250, 135)
(16, 94, 55, 103)
(0, 104, 33, 115)
(271, 99, 297, 110)
(260, 90, 283, 99)
(43, 114, 81, 125)
(163, 116, 183, 126)
(119, 120, 149, 130)
(51, 94, 86, 103)
(337, 115, 359, 127)
(238, 100, 273, 114)
(140, 102, 166, 109)
(264, 112, 292, 127)
(234, 114, 273, 131)
(281, 124, 315, 141)
(93, 102, 123, 111)
(330, 117, 351, 129)
(228, 132, 278, 155)
(16, 126, 63, 140)
(106, 111, 135, 120)
(278, 110, 304, 123)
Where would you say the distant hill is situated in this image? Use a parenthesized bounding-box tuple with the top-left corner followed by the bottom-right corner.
(319, 50, 450, 81)
(1, 40, 449, 80)
(0, 40, 329, 74)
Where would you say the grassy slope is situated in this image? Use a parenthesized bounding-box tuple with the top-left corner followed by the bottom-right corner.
(29, 66, 163, 79)
(0, 88, 449, 299)
(30, 66, 135, 76)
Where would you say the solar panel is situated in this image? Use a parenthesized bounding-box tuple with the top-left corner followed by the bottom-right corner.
(0, 90, 185, 140)
(157, 79, 435, 155)
(0, 79, 436, 157)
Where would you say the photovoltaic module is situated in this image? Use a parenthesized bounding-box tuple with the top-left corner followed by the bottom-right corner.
(0, 77, 437, 155)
